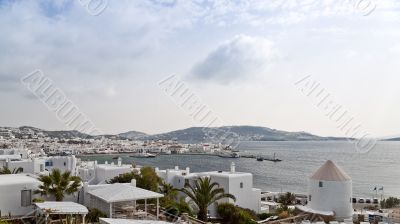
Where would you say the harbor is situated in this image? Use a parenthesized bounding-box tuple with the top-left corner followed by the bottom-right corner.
(79, 151, 282, 162)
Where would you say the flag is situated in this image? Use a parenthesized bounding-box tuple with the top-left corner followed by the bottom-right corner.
(379, 187, 384, 191)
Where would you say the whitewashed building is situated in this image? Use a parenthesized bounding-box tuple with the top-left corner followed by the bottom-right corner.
(303, 160, 353, 221)
(156, 162, 261, 217)
(0, 155, 77, 176)
(3, 158, 46, 174)
(44, 155, 77, 175)
(0, 174, 41, 217)
(77, 158, 136, 185)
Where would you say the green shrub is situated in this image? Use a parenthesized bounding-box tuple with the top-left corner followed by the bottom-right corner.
(86, 208, 107, 223)
(32, 198, 45, 203)
(258, 213, 273, 220)
(217, 203, 257, 224)
(381, 197, 400, 209)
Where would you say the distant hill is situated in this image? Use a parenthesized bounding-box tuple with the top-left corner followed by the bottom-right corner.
(140, 126, 348, 143)
(1, 125, 350, 143)
(383, 137, 400, 141)
(118, 131, 148, 140)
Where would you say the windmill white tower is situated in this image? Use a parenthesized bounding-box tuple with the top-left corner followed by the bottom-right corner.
(308, 160, 353, 221)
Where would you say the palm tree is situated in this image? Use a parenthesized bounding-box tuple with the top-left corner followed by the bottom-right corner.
(0, 166, 23, 174)
(159, 182, 178, 201)
(180, 177, 236, 221)
(35, 169, 81, 201)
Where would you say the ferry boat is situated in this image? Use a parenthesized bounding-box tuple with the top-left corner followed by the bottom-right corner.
(217, 151, 240, 158)
(129, 152, 157, 158)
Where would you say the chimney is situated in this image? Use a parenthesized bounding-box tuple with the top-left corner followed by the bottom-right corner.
(186, 167, 190, 174)
(175, 166, 179, 171)
(230, 162, 235, 173)
(131, 179, 136, 187)
(94, 160, 98, 167)
(155, 167, 159, 172)
(105, 161, 108, 165)
(118, 157, 122, 167)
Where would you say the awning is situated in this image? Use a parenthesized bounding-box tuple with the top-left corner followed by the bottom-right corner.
(88, 183, 163, 203)
(100, 218, 172, 224)
(296, 205, 334, 216)
(35, 202, 89, 215)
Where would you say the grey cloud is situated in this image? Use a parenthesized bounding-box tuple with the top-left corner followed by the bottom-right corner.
(190, 35, 277, 83)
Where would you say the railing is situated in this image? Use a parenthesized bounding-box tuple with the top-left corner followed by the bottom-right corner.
(158, 207, 206, 224)
(257, 214, 309, 224)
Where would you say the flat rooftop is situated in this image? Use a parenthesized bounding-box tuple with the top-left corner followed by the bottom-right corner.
(0, 174, 40, 185)
(198, 171, 251, 178)
(96, 164, 133, 170)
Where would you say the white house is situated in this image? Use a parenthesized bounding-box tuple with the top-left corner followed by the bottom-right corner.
(0, 148, 30, 159)
(156, 162, 261, 217)
(300, 160, 353, 221)
(77, 158, 136, 185)
(4, 158, 45, 174)
(0, 174, 41, 217)
(0, 155, 77, 176)
(44, 155, 77, 175)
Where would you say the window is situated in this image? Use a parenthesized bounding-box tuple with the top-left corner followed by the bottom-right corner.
(319, 181, 323, 187)
(308, 195, 312, 202)
(21, 190, 32, 207)
(64, 162, 66, 166)
(185, 179, 189, 185)
(240, 182, 243, 188)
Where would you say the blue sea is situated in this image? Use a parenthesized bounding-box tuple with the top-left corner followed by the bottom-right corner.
(80, 141, 400, 198)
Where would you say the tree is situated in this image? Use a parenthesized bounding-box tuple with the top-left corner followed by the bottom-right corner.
(35, 169, 81, 201)
(159, 182, 192, 218)
(217, 203, 257, 224)
(108, 166, 161, 192)
(159, 182, 178, 202)
(278, 192, 296, 210)
(139, 166, 161, 192)
(381, 197, 400, 208)
(0, 166, 23, 174)
(179, 177, 236, 221)
(164, 197, 194, 218)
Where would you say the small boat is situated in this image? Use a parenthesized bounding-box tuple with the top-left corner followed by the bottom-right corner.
(271, 153, 282, 162)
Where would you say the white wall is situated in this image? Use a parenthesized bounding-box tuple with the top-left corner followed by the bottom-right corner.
(0, 175, 40, 217)
(6, 159, 45, 174)
(45, 156, 77, 175)
(308, 179, 353, 221)
(95, 166, 132, 184)
(77, 163, 133, 185)
(207, 173, 261, 216)
(157, 168, 261, 217)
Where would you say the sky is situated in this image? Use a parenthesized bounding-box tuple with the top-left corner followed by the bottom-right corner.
(0, 0, 400, 137)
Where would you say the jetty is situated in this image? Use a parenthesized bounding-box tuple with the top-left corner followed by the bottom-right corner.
(240, 153, 282, 162)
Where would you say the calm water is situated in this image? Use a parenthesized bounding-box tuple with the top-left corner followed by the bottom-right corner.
(80, 141, 400, 198)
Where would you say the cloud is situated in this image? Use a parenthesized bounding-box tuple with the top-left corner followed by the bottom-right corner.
(190, 35, 277, 83)
(0, 0, 198, 96)
(389, 44, 400, 54)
